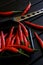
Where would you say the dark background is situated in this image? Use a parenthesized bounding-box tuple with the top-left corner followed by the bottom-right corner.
(0, 0, 43, 65)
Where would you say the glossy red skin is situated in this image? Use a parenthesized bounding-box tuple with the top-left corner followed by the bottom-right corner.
(15, 32, 20, 45)
(19, 22, 29, 38)
(0, 12, 13, 15)
(0, 36, 1, 49)
(6, 27, 14, 46)
(18, 24, 24, 44)
(11, 36, 16, 46)
(34, 32, 43, 48)
(9, 45, 34, 52)
(21, 3, 31, 16)
(25, 21, 43, 29)
(23, 33, 30, 47)
(1, 31, 5, 49)
(23, 33, 28, 46)
(2, 47, 18, 53)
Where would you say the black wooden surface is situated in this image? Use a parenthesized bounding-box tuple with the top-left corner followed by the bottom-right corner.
(0, 0, 43, 65)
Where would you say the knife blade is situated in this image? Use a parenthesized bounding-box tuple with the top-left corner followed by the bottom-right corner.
(14, 8, 43, 22)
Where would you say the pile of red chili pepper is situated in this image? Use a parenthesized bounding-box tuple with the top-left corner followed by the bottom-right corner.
(0, 2, 43, 57)
(0, 25, 38, 57)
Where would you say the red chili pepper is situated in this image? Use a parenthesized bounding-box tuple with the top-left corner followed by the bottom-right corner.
(23, 33, 28, 46)
(0, 49, 2, 52)
(0, 11, 22, 15)
(0, 36, 1, 48)
(9, 26, 14, 37)
(21, 2, 31, 16)
(25, 21, 43, 29)
(11, 36, 16, 46)
(18, 24, 24, 44)
(6, 26, 14, 46)
(4, 47, 19, 53)
(19, 22, 29, 40)
(1, 31, 5, 49)
(0, 36, 3, 52)
(34, 32, 43, 48)
(23, 33, 30, 47)
(0, 34, 6, 52)
(9, 45, 37, 53)
(2, 47, 29, 57)
(15, 31, 20, 45)
(0, 12, 13, 15)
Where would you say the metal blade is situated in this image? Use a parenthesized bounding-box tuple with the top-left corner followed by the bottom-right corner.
(14, 8, 43, 22)
(0, 8, 43, 22)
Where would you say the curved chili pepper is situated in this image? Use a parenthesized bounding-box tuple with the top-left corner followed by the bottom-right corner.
(0, 49, 2, 52)
(9, 45, 37, 53)
(2, 47, 29, 57)
(21, 2, 31, 16)
(25, 21, 43, 29)
(0, 36, 1, 48)
(23, 33, 30, 47)
(10, 26, 14, 36)
(11, 36, 16, 46)
(34, 32, 43, 48)
(15, 31, 20, 45)
(0, 11, 13, 15)
(19, 22, 29, 40)
(1, 31, 5, 49)
(18, 24, 24, 44)
(23, 33, 28, 46)
(3, 47, 19, 53)
(6, 26, 14, 46)
(0, 11, 22, 15)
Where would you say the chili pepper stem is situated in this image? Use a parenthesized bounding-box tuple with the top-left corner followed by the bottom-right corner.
(18, 50, 29, 57)
(33, 49, 39, 52)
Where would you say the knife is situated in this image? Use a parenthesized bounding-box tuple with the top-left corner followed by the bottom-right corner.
(0, 8, 43, 22)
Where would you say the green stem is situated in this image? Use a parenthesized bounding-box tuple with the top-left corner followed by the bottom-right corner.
(18, 50, 29, 58)
(33, 49, 40, 52)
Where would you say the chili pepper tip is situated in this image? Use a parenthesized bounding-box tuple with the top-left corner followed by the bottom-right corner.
(29, 1, 31, 6)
